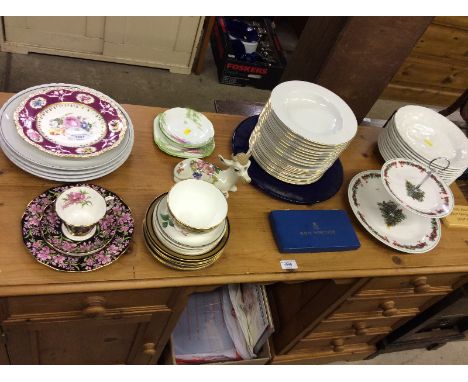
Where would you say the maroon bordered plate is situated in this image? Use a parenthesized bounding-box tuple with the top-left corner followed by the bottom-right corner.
(14, 86, 128, 158)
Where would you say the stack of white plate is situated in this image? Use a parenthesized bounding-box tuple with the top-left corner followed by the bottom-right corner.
(378, 105, 468, 185)
(248, 81, 357, 185)
(0, 83, 134, 182)
(154, 107, 215, 159)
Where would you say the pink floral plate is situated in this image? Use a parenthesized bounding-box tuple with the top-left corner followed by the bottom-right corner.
(14, 86, 128, 158)
(21, 184, 134, 272)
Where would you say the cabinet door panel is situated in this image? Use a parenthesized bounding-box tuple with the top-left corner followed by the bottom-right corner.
(102, 16, 203, 68)
(4, 310, 170, 364)
(4, 16, 105, 53)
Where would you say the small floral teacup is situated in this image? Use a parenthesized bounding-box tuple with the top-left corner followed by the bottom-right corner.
(55, 186, 114, 241)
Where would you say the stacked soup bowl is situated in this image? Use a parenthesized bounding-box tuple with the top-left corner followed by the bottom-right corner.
(249, 81, 357, 185)
(143, 179, 230, 270)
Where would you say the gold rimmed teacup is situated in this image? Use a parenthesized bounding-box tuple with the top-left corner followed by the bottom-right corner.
(143, 194, 230, 262)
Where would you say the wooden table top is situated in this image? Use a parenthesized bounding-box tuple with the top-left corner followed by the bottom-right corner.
(0, 92, 467, 296)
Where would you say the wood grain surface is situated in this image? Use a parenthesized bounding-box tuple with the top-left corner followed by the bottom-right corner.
(0, 92, 467, 296)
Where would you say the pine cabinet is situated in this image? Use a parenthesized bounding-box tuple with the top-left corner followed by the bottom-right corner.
(0, 94, 467, 365)
(269, 273, 466, 364)
(0, 288, 187, 364)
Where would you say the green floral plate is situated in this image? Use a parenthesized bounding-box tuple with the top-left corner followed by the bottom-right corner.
(153, 114, 214, 159)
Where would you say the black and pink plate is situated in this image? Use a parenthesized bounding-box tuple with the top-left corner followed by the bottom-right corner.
(21, 184, 134, 272)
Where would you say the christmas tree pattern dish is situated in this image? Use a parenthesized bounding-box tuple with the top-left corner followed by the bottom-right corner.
(381, 158, 454, 218)
(405, 180, 425, 202)
(377, 200, 406, 227)
(348, 170, 441, 254)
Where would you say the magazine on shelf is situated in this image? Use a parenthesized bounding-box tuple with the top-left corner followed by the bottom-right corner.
(172, 283, 274, 364)
(228, 283, 274, 355)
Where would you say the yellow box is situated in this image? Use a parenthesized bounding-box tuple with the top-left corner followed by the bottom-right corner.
(442, 205, 468, 229)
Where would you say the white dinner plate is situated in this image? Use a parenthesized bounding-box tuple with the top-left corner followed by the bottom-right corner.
(270, 81, 357, 145)
(393, 105, 468, 170)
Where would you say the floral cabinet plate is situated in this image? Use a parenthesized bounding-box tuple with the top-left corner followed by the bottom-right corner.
(21, 184, 134, 272)
(14, 86, 128, 157)
(348, 170, 441, 254)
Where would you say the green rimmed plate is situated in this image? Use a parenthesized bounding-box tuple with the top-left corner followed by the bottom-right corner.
(153, 114, 214, 159)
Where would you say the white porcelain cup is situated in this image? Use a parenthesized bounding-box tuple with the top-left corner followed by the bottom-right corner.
(167, 179, 228, 232)
(55, 186, 114, 241)
(228, 34, 259, 54)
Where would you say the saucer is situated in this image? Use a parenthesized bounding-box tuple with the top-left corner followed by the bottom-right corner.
(232, 115, 344, 204)
(41, 203, 117, 257)
(21, 184, 134, 272)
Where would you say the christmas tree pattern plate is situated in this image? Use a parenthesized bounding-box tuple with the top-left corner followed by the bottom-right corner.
(14, 86, 128, 158)
(381, 159, 454, 218)
(21, 184, 134, 272)
(348, 170, 441, 254)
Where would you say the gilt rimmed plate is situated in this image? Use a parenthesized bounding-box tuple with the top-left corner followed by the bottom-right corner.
(269, 81, 357, 146)
(21, 184, 134, 272)
(143, 196, 229, 270)
(381, 159, 454, 218)
(1, 84, 134, 172)
(14, 86, 128, 158)
(232, 115, 344, 204)
(348, 170, 441, 254)
(153, 194, 226, 253)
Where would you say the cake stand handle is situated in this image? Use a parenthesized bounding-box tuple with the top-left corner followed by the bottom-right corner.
(415, 157, 450, 189)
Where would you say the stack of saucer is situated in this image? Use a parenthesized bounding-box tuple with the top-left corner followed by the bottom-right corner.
(0, 83, 134, 182)
(249, 81, 357, 185)
(378, 105, 468, 185)
(154, 107, 215, 159)
(143, 180, 229, 270)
